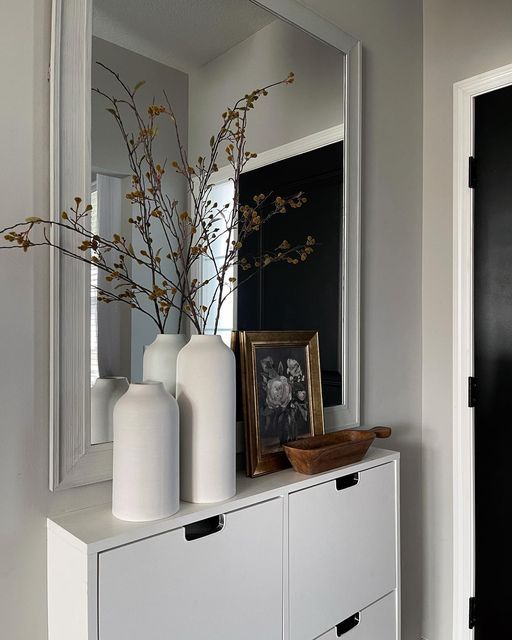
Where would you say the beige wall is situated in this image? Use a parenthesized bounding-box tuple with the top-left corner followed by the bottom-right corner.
(92, 37, 188, 179)
(189, 18, 344, 161)
(1, 0, 424, 638)
(0, 5, 112, 639)
(301, 1, 424, 639)
(422, 1, 512, 639)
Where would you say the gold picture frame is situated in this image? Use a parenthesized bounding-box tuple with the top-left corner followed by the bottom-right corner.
(239, 330, 324, 477)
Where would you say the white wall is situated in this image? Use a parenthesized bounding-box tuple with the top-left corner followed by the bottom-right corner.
(0, 4, 112, 638)
(422, 2, 512, 639)
(300, 2, 424, 639)
(189, 18, 344, 161)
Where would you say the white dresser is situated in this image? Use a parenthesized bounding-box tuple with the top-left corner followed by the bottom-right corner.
(47, 448, 400, 640)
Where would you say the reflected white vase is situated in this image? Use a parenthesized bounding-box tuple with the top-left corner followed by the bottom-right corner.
(112, 382, 180, 522)
(143, 334, 188, 396)
(177, 335, 236, 504)
(90, 376, 129, 444)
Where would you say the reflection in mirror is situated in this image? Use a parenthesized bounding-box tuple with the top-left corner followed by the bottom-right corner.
(90, 0, 344, 444)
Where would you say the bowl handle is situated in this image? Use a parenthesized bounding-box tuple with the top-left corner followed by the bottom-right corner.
(369, 426, 392, 438)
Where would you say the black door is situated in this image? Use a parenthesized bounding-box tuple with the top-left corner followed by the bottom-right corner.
(237, 142, 343, 407)
(473, 84, 512, 637)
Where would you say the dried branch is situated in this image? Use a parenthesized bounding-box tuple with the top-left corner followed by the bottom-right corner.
(1, 66, 316, 335)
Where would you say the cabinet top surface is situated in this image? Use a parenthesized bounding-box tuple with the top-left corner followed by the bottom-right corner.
(48, 447, 399, 553)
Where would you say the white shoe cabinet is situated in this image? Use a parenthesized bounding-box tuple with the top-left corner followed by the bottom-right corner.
(47, 448, 400, 640)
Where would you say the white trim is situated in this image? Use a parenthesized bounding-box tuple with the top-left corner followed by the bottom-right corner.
(50, 0, 113, 490)
(339, 39, 361, 429)
(252, 0, 358, 52)
(453, 62, 512, 640)
(213, 124, 344, 184)
(49, 0, 61, 490)
(50, 0, 361, 489)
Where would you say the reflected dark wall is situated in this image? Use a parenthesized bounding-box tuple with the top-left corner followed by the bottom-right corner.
(237, 142, 343, 407)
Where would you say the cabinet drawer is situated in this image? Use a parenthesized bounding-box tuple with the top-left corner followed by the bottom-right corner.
(315, 591, 397, 640)
(98, 498, 283, 640)
(289, 462, 397, 640)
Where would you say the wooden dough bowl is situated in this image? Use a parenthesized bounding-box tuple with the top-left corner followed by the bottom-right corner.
(282, 426, 392, 475)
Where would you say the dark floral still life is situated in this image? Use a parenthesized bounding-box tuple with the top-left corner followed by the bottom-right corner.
(256, 347, 311, 454)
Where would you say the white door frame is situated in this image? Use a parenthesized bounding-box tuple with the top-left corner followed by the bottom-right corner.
(453, 62, 512, 640)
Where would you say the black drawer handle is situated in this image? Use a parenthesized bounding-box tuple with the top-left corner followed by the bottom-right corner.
(184, 514, 225, 541)
(336, 472, 359, 491)
(336, 612, 360, 636)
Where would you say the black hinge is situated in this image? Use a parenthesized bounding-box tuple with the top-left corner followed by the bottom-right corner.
(468, 376, 477, 408)
(469, 156, 477, 189)
(469, 596, 477, 629)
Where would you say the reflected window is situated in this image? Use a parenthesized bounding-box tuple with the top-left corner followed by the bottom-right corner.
(90, 188, 99, 386)
(201, 179, 236, 345)
(90, 175, 132, 384)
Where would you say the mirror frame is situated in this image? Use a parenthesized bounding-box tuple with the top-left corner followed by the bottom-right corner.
(49, 0, 361, 490)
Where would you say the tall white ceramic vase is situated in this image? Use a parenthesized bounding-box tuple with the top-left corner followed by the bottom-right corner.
(143, 334, 188, 396)
(177, 335, 236, 503)
(90, 376, 129, 444)
(112, 382, 180, 522)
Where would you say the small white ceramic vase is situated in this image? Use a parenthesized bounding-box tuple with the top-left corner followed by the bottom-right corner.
(177, 334, 236, 504)
(112, 382, 180, 522)
(143, 333, 188, 396)
(90, 376, 129, 444)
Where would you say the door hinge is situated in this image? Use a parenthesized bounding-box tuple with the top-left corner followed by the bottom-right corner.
(469, 156, 477, 189)
(469, 596, 477, 629)
(468, 376, 477, 408)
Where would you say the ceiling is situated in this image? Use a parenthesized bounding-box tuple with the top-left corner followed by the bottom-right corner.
(93, 0, 277, 73)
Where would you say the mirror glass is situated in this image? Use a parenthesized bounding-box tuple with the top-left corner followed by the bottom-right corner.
(90, 0, 345, 444)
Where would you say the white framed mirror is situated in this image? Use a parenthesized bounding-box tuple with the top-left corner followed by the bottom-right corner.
(49, 0, 361, 490)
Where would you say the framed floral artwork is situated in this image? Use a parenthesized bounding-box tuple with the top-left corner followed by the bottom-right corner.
(239, 330, 324, 477)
